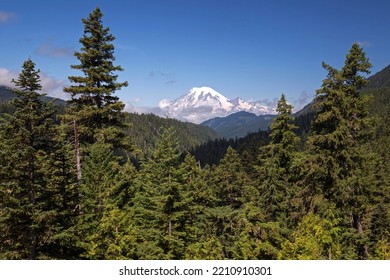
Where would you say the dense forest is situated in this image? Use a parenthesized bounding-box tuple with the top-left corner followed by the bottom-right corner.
(0, 7, 389, 260)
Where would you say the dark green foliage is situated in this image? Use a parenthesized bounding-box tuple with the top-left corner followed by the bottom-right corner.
(132, 127, 191, 259)
(0, 59, 59, 259)
(77, 142, 132, 259)
(257, 94, 300, 223)
(125, 112, 218, 156)
(191, 130, 270, 167)
(300, 43, 381, 259)
(63, 7, 128, 148)
(1, 7, 389, 261)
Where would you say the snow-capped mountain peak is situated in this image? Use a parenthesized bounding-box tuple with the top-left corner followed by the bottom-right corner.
(160, 86, 275, 123)
(180, 87, 233, 111)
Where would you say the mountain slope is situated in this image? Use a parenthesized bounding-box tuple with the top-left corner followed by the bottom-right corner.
(201, 65, 390, 139)
(365, 65, 390, 90)
(201, 111, 276, 139)
(160, 86, 275, 124)
(125, 112, 218, 155)
(0, 85, 67, 107)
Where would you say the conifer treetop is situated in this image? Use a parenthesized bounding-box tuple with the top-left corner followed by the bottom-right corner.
(12, 58, 42, 93)
(65, 6, 128, 105)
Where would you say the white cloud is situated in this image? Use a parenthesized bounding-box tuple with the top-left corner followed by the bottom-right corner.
(35, 41, 74, 57)
(123, 100, 165, 116)
(39, 73, 70, 100)
(0, 67, 70, 100)
(357, 41, 371, 47)
(0, 68, 18, 87)
(0, 11, 15, 23)
(293, 91, 312, 111)
(158, 98, 171, 109)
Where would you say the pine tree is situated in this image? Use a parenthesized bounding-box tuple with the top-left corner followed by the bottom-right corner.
(303, 43, 375, 258)
(257, 94, 300, 224)
(62, 7, 128, 148)
(76, 142, 122, 258)
(0, 59, 58, 259)
(205, 147, 255, 259)
(279, 206, 342, 260)
(132, 127, 190, 259)
(44, 123, 83, 259)
(178, 153, 210, 258)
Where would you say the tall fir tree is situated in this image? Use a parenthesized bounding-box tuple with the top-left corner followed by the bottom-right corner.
(257, 94, 300, 224)
(0, 59, 58, 259)
(132, 127, 190, 259)
(205, 147, 256, 259)
(62, 7, 128, 148)
(59, 8, 130, 252)
(76, 142, 116, 254)
(303, 43, 376, 258)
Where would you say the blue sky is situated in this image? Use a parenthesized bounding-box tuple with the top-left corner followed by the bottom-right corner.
(1, 0, 389, 110)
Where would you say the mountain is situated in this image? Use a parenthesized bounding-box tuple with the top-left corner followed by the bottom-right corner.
(159, 86, 275, 124)
(0, 85, 67, 107)
(202, 65, 390, 139)
(365, 65, 390, 90)
(201, 111, 276, 139)
(0, 86, 16, 102)
(125, 113, 218, 156)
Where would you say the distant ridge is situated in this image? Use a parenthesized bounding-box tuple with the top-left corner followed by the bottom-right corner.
(365, 65, 390, 89)
(202, 64, 390, 139)
(0, 85, 67, 107)
(201, 111, 276, 139)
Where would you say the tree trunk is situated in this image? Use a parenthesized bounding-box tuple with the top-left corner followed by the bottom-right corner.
(73, 120, 82, 181)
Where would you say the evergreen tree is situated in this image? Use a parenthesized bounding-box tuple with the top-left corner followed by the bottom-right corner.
(257, 94, 300, 224)
(76, 142, 122, 258)
(205, 147, 255, 259)
(279, 206, 342, 260)
(81, 150, 138, 259)
(44, 123, 83, 259)
(178, 153, 211, 258)
(132, 127, 190, 259)
(0, 59, 57, 259)
(303, 43, 376, 258)
(62, 7, 128, 148)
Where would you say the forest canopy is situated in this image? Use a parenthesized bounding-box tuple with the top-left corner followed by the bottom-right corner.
(0, 7, 389, 260)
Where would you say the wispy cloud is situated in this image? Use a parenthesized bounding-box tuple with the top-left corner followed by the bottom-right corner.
(158, 98, 171, 109)
(258, 97, 279, 109)
(35, 41, 74, 57)
(123, 100, 164, 116)
(0, 67, 69, 100)
(357, 41, 371, 47)
(0, 11, 15, 23)
(0, 68, 18, 87)
(148, 70, 177, 85)
(293, 91, 312, 111)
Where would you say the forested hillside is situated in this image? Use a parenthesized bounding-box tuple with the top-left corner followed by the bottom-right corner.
(0, 88, 218, 155)
(0, 7, 389, 260)
(125, 112, 218, 156)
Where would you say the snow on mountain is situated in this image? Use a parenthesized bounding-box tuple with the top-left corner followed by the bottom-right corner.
(160, 86, 275, 124)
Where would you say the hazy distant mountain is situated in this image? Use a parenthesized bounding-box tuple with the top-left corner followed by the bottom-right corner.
(159, 86, 275, 124)
(202, 65, 390, 139)
(201, 111, 276, 139)
(365, 65, 390, 89)
(0, 85, 67, 107)
(0, 86, 16, 102)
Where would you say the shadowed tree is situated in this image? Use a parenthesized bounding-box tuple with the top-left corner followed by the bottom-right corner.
(0, 59, 58, 259)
